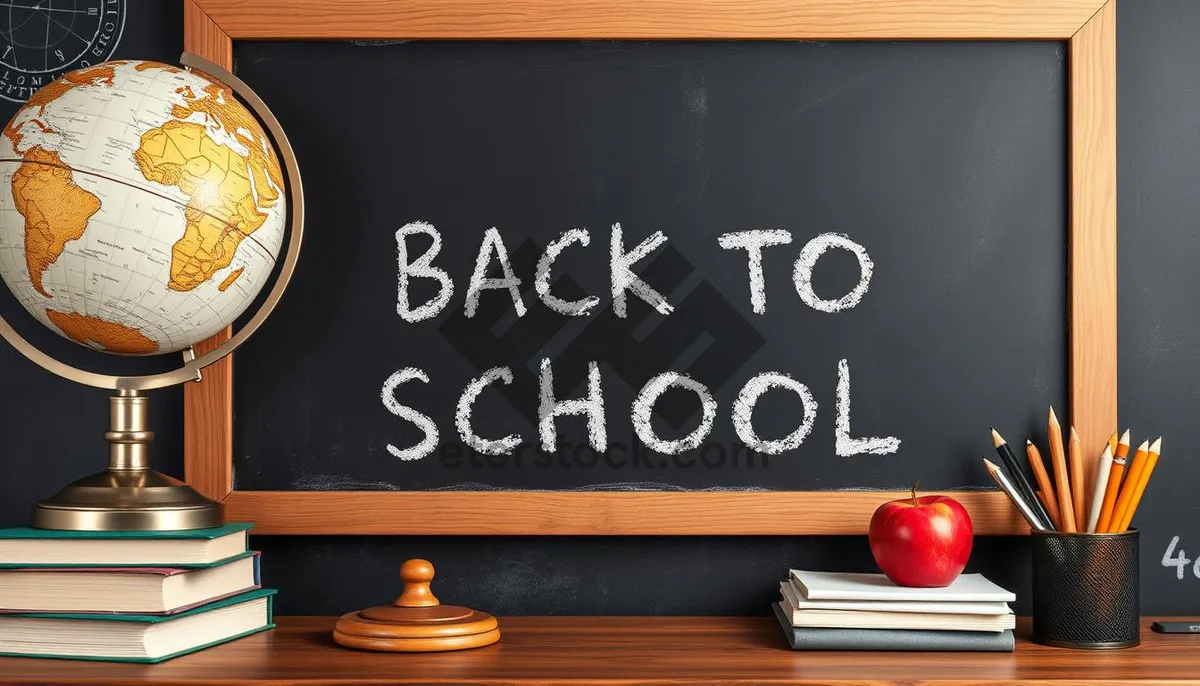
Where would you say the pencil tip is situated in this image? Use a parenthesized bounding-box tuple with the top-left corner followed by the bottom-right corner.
(1138, 439, 1150, 451)
(982, 458, 999, 471)
(1070, 426, 1079, 440)
(1151, 437, 1162, 453)
(990, 428, 1004, 446)
(1120, 428, 1131, 444)
(1101, 444, 1113, 458)
(1025, 439, 1033, 445)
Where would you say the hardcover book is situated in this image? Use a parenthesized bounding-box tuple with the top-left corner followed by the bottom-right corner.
(0, 552, 260, 614)
(789, 570, 1016, 602)
(779, 583, 1015, 632)
(772, 602, 1015, 652)
(0, 523, 253, 567)
(0, 588, 276, 663)
(779, 581, 1012, 615)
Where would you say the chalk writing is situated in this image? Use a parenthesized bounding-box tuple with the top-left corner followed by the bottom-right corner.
(1162, 536, 1200, 580)
(382, 357, 897, 460)
(384, 223, 901, 461)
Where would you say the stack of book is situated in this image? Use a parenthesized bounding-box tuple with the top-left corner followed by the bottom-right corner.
(0, 523, 275, 663)
(774, 570, 1016, 651)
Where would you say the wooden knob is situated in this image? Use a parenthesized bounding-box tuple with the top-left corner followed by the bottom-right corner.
(335, 557, 500, 652)
(394, 559, 440, 607)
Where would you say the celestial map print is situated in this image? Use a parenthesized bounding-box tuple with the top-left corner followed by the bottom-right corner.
(0, 0, 125, 102)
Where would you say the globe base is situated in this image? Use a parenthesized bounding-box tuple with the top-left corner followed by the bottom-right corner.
(31, 391, 225, 532)
(32, 469, 225, 531)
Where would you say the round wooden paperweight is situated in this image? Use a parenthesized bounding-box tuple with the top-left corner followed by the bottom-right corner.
(333, 559, 500, 652)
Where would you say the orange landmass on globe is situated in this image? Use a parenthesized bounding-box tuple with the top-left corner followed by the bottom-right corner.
(10, 147, 102, 297)
(133, 81, 283, 292)
(26, 64, 116, 110)
(45, 309, 159, 355)
(2, 118, 53, 154)
(171, 82, 284, 209)
(134, 61, 182, 74)
(218, 267, 244, 292)
(3, 64, 117, 154)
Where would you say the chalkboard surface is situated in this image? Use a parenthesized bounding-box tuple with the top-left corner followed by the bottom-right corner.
(228, 40, 1066, 494)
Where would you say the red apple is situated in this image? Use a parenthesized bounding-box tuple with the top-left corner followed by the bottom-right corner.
(869, 484, 973, 587)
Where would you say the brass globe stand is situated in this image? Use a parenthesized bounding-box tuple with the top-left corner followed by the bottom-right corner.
(0, 53, 304, 531)
(33, 390, 227, 531)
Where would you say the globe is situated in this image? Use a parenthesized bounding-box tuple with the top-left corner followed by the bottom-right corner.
(0, 53, 301, 532)
(0, 60, 286, 356)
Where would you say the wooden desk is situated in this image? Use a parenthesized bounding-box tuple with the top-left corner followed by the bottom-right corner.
(1, 616, 1197, 684)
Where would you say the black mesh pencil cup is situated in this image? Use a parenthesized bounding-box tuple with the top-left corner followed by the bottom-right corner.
(1031, 528, 1139, 649)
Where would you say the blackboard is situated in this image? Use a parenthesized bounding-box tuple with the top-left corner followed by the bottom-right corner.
(226, 40, 1067, 496)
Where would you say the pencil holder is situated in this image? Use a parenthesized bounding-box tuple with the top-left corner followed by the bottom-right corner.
(1031, 528, 1139, 649)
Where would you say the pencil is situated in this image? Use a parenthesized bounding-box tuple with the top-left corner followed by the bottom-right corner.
(1102, 431, 1118, 502)
(1026, 440, 1061, 529)
(1034, 489, 1059, 529)
(992, 429, 1052, 529)
(1115, 437, 1161, 533)
(1049, 408, 1076, 532)
(1085, 444, 1113, 533)
(983, 458, 1049, 532)
(1107, 439, 1150, 533)
(1068, 427, 1086, 527)
(1096, 429, 1131, 532)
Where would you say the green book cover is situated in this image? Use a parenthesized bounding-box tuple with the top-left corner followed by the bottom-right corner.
(0, 589, 277, 663)
(0, 549, 257, 570)
(0, 522, 253, 540)
(7, 587, 275, 621)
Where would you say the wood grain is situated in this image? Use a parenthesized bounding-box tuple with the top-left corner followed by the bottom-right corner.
(181, 1, 234, 504)
(225, 490, 1027, 535)
(1068, 0, 1118, 494)
(183, 329, 233, 501)
(183, 0, 231, 68)
(1, 616, 1197, 685)
(194, 0, 1106, 39)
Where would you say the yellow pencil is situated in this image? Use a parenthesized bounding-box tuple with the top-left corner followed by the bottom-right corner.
(1026, 440, 1061, 530)
(1048, 408, 1076, 532)
(1108, 439, 1150, 533)
(1115, 438, 1161, 532)
(1097, 429, 1131, 532)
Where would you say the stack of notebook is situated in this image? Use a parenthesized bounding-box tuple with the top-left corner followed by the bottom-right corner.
(0, 523, 275, 663)
(774, 570, 1016, 651)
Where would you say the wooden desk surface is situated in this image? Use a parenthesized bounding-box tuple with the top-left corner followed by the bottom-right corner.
(1, 616, 1198, 685)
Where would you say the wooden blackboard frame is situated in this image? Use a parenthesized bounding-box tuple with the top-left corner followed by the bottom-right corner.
(182, 0, 1116, 535)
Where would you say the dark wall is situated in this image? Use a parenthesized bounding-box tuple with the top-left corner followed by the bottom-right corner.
(0, 0, 1195, 616)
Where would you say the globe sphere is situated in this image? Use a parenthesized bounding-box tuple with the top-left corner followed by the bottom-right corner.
(0, 60, 286, 355)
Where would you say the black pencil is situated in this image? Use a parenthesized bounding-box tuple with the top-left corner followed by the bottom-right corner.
(991, 428, 1054, 530)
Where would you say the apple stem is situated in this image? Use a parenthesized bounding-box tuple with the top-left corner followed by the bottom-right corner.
(911, 482, 920, 507)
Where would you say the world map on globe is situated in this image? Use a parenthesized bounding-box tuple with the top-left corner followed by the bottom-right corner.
(0, 59, 286, 355)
